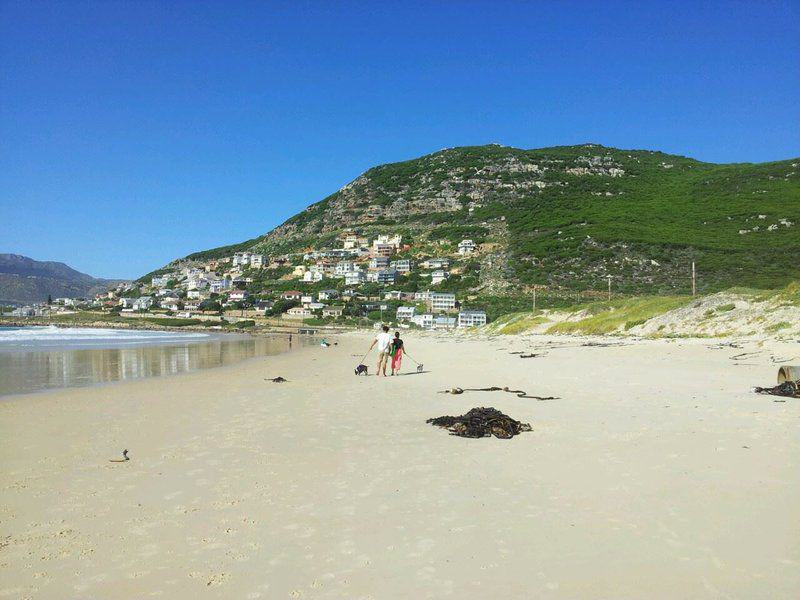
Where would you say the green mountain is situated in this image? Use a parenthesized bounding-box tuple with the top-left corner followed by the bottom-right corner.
(171, 144, 800, 294)
(0, 254, 122, 305)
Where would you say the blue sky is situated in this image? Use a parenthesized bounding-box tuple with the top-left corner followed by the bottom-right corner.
(1, 1, 798, 279)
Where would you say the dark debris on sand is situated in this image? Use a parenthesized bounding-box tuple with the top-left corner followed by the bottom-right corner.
(427, 407, 532, 439)
(754, 380, 798, 399)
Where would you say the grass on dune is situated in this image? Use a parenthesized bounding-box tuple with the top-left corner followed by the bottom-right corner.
(545, 295, 693, 335)
(490, 312, 551, 334)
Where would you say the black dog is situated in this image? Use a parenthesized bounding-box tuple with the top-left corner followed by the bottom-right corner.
(355, 364, 369, 376)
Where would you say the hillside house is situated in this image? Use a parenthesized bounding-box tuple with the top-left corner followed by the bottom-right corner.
(384, 290, 403, 300)
(119, 298, 136, 308)
(458, 310, 487, 327)
(430, 292, 456, 312)
(344, 270, 366, 285)
(377, 269, 398, 285)
(411, 313, 434, 329)
(303, 270, 324, 283)
(390, 259, 413, 273)
(431, 270, 450, 285)
(371, 243, 394, 258)
(133, 296, 154, 311)
(283, 306, 312, 319)
(422, 258, 450, 269)
(433, 315, 457, 329)
(369, 256, 390, 270)
(414, 290, 432, 301)
(396, 306, 416, 320)
(458, 239, 477, 255)
(282, 290, 303, 301)
(318, 289, 339, 301)
(229, 290, 249, 302)
(322, 306, 344, 318)
(151, 275, 170, 288)
(249, 254, 265, 268)
(301, 295, 314, 305)
(210, 279, 231, 293)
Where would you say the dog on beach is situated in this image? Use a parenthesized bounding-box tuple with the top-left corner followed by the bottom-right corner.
(416, 364, 424, 373)
(355, 364, 369, 376)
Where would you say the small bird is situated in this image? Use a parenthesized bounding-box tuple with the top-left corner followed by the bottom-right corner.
(109, 449, 130, 463)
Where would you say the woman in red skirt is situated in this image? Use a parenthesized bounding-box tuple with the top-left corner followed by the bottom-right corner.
(390, 331, 404, 375)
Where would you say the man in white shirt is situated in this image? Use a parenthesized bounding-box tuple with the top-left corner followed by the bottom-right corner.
(369, 324, 393, 377)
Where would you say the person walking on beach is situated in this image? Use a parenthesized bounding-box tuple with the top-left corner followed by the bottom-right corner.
(368, 325, 393, 377)
(389, 331, 404, 375)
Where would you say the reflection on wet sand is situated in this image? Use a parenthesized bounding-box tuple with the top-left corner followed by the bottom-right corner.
(0, 335, 307, 396)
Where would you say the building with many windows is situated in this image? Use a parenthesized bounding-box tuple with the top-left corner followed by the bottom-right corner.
(430, 292, 456, 312)
(458, 310, 487, 328)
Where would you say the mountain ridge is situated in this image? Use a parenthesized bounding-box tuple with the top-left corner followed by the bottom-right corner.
(0, 254, 124, 305)
(154, 143, 800, 294)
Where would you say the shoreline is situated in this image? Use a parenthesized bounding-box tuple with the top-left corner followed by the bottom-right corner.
(1, 332, 798, 598)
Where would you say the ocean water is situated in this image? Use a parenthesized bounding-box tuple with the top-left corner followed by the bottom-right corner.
(0, 326, 303, 396)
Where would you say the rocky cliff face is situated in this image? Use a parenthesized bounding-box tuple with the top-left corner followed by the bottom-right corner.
(173, 144, 800, 294)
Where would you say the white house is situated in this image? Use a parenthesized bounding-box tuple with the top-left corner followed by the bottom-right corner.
(249, 254, 265, 268)
(411, 313, 434, 329)
(422, 258, 450, 269)
(322, 305, 344, 318)
(377, 269, 398, 285)
(308, 302, 326, 310)
(232, 252, 252, 267)
(118, 297, 136, 308)
(458, 239, 477, 255)
(344, 270, 366, 285)
(430, 292, 456, 312)
(318, 289, 339, 301)
(301, 295, 314, 305)
(210, 279, 231, 293)
(335, 261, 358, 277)
(374, 234, 402, 248)
(283, 306, 312, 319)
(433, 315, 457, 329)
(229, 290, 249, 302)
(390, 259, 413, 273)
(151, 275, 170, 288)
(384, 290, 403, 300)
(414, 290, 432, 301)
(369, 256, 390, 270)
(396, 306, 416, 320)
(371, 243, 394, 258)
(431, 270, 450, 285)
(132, 296, 154, 311)
(458, 310, 487, 328)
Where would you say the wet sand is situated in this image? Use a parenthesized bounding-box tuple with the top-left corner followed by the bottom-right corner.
(1, 333, 798, 598)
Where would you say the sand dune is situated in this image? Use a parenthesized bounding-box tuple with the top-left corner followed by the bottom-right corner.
(1, 332, 798, 599)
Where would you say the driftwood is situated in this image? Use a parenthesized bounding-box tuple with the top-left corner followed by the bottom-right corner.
(427, 407, 532, 439)
(439, 386, 558, 400)
(266, 377, 288, 383)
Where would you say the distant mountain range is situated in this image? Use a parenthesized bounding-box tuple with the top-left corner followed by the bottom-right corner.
(0, 254, 123, 305)
(155, 144, 799, 294)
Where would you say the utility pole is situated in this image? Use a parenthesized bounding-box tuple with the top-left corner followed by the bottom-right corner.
(606, 275, 612, 301)
(532, 285, 537, 312)
(691, 261, 696, 297)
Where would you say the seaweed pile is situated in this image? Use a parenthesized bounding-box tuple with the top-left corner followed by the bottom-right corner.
(754, 380, 799, 399)
(427, 407, 532, 439)
(439, 386, 557, 400)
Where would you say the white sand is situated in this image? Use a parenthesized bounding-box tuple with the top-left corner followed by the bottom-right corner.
(1, 332, 799, 599)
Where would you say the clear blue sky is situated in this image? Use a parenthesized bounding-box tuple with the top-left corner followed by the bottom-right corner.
(1, 1, 798, 279)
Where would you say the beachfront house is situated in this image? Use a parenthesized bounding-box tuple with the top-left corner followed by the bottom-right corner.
(396, 306, 416, 320)
(318, 289, 339, 301)
(433, 315, 457, 329)
(390, 259, 413, 273)
(458, 310, 487, 327)
(162, 300, 181, 311)
(133, 296, 154, 311)
(431, 270, 450, 285)
(322, 305, 344, 318)
(344, 270, 366, 285)
(283, 306, 312, 319)
(458, 239, 477, 255)
(430, 292, 456, 312)
(411, 313, 434, 329)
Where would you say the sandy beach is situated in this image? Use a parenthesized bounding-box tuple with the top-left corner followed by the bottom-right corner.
(1, 332, 798, 599)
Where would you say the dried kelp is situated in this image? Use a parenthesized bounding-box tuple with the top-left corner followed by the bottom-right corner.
(439, 386, 558, 400)
(754, 380, 799, 399)
(427, 407, 532, 439)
